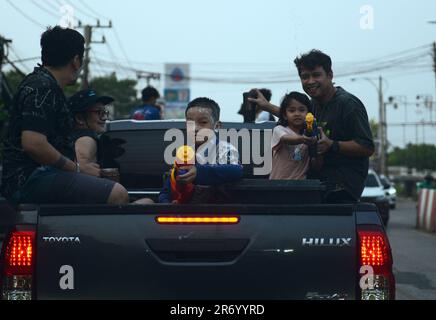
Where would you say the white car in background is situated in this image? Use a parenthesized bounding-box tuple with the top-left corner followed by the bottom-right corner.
(379, 174, 397, 209)
(361, 169, 391, 226)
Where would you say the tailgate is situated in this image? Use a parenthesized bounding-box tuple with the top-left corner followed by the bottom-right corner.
(35, 204, 357, 300)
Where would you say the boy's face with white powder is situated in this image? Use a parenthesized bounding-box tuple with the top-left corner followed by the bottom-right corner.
(186, 106, 218, 147)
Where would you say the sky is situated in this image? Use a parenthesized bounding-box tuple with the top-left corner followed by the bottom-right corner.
(1, 0, 436, 149)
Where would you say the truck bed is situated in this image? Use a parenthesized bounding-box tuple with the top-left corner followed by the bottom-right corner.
(33, 203, 370, 300)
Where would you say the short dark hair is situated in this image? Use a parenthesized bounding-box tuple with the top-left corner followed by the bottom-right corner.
(41, 26, 85, 68)
(141, 86, 160, 102)
(277, 92, 312, 127)
(294, 49, 333, 75)
(185, 97, 220, 123)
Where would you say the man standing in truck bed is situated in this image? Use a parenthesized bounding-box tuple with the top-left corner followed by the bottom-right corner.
(1, 26, 128, 205)
(250, 50, 375, 203)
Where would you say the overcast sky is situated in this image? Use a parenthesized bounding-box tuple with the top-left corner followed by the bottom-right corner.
(1, 0, 435, 148)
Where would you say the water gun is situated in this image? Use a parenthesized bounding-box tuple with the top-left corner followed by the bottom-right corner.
(303, 113, 319, 158)
(170, 145, 196, 204)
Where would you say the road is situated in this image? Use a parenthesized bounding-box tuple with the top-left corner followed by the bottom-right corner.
(387, 197, 436, 300)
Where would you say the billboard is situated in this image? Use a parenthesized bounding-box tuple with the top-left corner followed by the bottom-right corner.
(164, 63, 190, 119)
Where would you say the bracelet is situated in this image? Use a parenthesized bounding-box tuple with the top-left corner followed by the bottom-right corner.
(76, 162, 80, 173)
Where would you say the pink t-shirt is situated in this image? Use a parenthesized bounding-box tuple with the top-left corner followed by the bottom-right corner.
(269, 125, 309, 180)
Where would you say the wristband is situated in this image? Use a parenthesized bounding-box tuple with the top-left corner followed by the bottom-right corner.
(76, 162, 80, 173)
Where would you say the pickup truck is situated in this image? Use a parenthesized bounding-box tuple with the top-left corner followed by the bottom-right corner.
(0, 120, 395, 300)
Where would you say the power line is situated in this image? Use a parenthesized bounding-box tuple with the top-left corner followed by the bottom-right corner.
(78, 0, 110, 20)
(8, 56, 40, 64)
(59, 0, 98, 21)
(73, 0, 133, 69)
(112, 27, 133, 69)
(4, 57, 26, 77)
(8, 47, 31, 73)
(30, 0, 59, 19)
(6, 0, 45, 29)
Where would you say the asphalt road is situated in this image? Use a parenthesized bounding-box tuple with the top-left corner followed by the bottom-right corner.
(387, 197, 436, 300)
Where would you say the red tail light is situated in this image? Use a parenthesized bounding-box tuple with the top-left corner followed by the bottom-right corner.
(358, 227, 395, 300)
(359, 232, 389, 267)
(1, 226, 36, 300)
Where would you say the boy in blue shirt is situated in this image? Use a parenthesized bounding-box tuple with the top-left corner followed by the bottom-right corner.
(159, 97, 243, 203)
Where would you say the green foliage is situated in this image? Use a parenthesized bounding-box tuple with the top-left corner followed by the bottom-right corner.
(4, 69, 25, 95)
(388, 144, 436, 171)
(64, 82, 81, 98)
(89, 73, 140, 119)
(369, 118, 379, 139)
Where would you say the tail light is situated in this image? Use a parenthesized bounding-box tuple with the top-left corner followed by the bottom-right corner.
(358, 226, 395, 300)
(1, 226, 36, 300)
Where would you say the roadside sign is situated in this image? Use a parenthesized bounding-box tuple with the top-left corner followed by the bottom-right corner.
(164, 64, 190, 119)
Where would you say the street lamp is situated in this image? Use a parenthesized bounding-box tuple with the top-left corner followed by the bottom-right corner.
(387, 95, 408, 145)
(351, 76, 388, 175)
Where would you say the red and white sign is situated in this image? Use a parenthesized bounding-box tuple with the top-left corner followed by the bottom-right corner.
(417, 189, 436, 233)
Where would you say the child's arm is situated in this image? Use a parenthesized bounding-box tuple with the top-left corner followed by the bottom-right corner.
(195, 164, 243, 186)
(280, 134, 305, 146)
(158, 177, 172, 203)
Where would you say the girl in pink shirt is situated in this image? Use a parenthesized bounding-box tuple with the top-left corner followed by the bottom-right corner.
(270, 92, 320, 180)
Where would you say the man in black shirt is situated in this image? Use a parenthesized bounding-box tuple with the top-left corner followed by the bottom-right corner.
(250, 50, 374, 203)
(1, 26, 128, 205)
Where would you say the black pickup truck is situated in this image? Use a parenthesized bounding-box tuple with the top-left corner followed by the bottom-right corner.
(0, 120, 395, 300)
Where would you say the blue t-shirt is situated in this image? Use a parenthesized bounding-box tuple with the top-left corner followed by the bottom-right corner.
(131, 104, 161, 120)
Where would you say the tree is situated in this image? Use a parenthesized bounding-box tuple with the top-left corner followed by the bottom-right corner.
(89, 73, 140, 119)
(388, 144, 436, 171)
(369, 118, 379, 139)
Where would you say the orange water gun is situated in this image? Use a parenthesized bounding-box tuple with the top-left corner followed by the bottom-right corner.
(170, 146, 196, 204)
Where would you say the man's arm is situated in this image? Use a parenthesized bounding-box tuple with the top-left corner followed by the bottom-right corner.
(22, 131, 77, 171)
(316, 129, 374, 157)
(317, 98, 375, 158)
(248, 89, 280, 117)
(22, 131, 100, 176)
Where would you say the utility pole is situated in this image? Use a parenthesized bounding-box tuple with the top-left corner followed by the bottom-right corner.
(351, 76, 387, 174)
(78, 20, 112, 90)
(433, 42, 436, 117)
(378, 76, 388, 176)
(136, 71, 161, 86)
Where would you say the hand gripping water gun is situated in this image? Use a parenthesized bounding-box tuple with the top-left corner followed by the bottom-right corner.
(303, 112, 319, 158)
(170, 145, 196, 204)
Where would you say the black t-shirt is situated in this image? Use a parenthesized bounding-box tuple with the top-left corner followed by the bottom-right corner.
(70, 129, 101, 164)
(311, 87, 375, 200)
(1, 66, 74, 200)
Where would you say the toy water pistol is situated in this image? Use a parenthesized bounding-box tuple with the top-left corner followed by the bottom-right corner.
(170, 145, 196, 204)
(303, 112, 319, 158)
